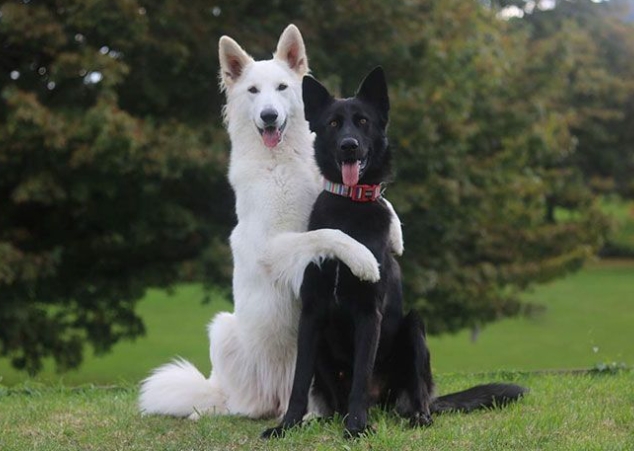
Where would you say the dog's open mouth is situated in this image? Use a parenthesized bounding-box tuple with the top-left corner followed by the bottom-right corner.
(258, 120, 287, 149)
(340, 158, 368, 187)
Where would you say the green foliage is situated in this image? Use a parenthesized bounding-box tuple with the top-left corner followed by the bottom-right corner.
(599, 196, 634, 256)
(0, 0, 233, 374)
(592, 361, 630, 374)
(505, 0, 634, 198)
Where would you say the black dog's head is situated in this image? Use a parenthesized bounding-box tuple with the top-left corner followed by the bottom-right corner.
(302, 66, 391, 187)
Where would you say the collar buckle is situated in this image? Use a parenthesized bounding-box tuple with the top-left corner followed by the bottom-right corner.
(349, 184, 382, 202)
(323, 179, 383, 202)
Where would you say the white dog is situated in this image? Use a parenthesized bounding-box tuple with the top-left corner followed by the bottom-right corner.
(139, 25, 402, 419)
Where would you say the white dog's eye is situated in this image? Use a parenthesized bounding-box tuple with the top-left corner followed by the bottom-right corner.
(277, 83, 288, 91)
(248, 86, 259, 94)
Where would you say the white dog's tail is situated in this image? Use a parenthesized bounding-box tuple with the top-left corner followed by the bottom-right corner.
(139, 359, 228, 419)
(261, 229, 381, 296)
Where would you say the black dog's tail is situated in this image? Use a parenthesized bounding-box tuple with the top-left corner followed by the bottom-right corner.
(430, 383, 527, 414)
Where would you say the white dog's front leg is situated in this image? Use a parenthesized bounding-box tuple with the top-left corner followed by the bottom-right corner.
(260, 230, 380, 296)
(382, 198, 404, 256)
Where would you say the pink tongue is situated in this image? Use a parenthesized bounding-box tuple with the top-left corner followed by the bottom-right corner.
(262, 128, 281, 148)
(342, 161, 361, 187)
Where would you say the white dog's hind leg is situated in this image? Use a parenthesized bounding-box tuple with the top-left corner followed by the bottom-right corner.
(261, 229, 381, 296)
(208, 311, 292, 418)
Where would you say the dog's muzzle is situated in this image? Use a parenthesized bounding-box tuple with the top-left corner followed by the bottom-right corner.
(257, 109, 287, 148)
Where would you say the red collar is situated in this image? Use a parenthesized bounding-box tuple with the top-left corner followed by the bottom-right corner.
(323, 179, 383, 202)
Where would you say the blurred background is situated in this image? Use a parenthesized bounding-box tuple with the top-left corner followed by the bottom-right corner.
(0, 0, 632, 386)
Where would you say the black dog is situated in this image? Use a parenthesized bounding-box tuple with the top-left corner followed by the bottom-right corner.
(262, 67, 526, 439)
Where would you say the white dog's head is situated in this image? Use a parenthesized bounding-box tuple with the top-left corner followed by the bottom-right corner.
(219, 25, 309, 149)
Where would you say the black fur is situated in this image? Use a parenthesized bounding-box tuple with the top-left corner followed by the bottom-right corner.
(261, 67, 526, 440)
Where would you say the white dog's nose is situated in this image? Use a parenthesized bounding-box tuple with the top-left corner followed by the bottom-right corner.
(260, 109, 278, 126)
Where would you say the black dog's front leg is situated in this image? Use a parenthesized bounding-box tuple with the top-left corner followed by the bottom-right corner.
(261, 265, 327, 439)
(344, 306, 382, 438)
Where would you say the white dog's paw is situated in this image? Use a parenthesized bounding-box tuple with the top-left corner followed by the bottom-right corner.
(346, 246, 380, 283)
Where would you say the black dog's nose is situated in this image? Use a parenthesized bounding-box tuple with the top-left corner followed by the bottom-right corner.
(340, 138, 359, 152)
(260, 109, 278, 126)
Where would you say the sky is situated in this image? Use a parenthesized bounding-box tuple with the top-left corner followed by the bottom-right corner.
(498, 0, 609, 19)
(499, 0, 555, 19)
(499, 0, 634, 23)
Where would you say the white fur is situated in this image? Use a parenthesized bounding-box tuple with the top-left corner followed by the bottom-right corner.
(139, 359, 228, 419)
(139, 24, 402, 420)
(383, 198, 404, 256)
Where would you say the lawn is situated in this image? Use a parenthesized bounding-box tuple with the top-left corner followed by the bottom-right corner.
(1, 260, 633, 386)
(0, 284, 231, 387)
(429, 259, 634, 373)
(1, 371, 632, 451)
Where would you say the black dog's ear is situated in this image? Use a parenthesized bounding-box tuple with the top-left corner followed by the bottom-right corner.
(302, 75, 333, 130)
(355, 66, 389, 124)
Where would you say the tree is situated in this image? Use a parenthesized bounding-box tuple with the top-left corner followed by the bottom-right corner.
(296, 0, 608, 333)
(0, 0, 233, 374)
(494, 0, 634, 198)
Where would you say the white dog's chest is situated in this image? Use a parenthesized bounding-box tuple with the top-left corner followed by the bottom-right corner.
(231, 160, 319, 239)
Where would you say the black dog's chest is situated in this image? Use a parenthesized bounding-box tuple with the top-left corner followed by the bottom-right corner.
(308, 193, 391, 252)
(307, 193, 396, 364)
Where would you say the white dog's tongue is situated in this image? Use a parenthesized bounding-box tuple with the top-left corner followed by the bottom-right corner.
(262, 128, 281, 148)
(342, 161, 361, 187)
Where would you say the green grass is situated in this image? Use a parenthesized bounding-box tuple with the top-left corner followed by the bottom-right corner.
(0, 284, 232, 386)
(428, 259, 634, 373)
(1, 260, 633, 386)
(1, 371, 633, 451)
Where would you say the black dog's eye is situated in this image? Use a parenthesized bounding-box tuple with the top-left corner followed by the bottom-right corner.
(277, 83, 288, 91)
(330, 120, 338, 128)
(248, 86, 259, 94)
(359, 118, 367, 125)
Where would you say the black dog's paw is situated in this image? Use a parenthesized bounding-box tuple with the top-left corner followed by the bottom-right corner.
(261, 426, 287, 440)
(343, 423, 375, 440)
(409, 411, 433, 428)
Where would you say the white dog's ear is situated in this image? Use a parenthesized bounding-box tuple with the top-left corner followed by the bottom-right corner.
(274, 24, 309, 76)
(219, 36, 254, 90)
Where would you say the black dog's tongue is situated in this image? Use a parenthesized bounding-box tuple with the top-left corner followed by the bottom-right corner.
(342, 161, 360, 186)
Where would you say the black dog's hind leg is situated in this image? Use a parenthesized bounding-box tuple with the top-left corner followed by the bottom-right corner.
(392, 311, 434, 427)
(344, 302, 382, 438)
(261, 264, 330, 439)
